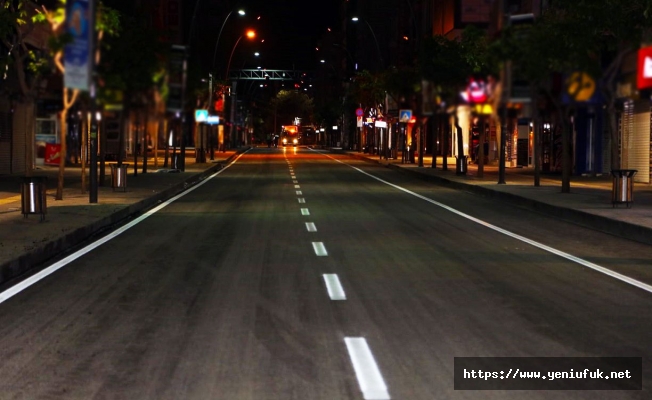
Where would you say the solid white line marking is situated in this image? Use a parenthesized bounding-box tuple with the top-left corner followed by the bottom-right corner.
(296, 190, 303, 195)
(0, 150, 252, 304)
(312, 242, 328, 256)
(305, 222, 317, 232)
(298, 198, 306, 203)
(344, 337, 390, 400)
(314, 149, 652, 295)
(301, 208, 310, 215)
(323, 274, 346, 300)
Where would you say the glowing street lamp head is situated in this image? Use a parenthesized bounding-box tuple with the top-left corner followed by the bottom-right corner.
(237, 9, 245, 16)
(351, 17, 359, 22)
(246, 29, 256, 39)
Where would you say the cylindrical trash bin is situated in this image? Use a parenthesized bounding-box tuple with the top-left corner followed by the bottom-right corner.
(171, 153, 181, 170)
(456, 155, 468, 175)
(21, 176, 47, 221)
(110, 163, 128, 192)
(611, 169, 637, 207)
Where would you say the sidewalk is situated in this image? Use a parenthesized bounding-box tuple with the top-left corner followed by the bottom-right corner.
(342, 150, 652, 246)
(1, 147, 651, 287)
(0, 149, 240, 286)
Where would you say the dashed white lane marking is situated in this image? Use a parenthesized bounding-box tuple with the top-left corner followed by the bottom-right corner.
(312, 242, 328, 256)
(301, 208, 310, 216)
(294, 185, 301, 189)
(296, 191, 303, 195)
(323, 274, 346, 300)
(345, 338, 391, 400)
(316, 150, 652, 295)
(298, 198, 306, 203)
(0, 149, 253, 304)
(293, 180, 299, 184)
(305, 222, 317, 232)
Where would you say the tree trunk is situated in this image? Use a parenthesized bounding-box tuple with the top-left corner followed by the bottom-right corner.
(81, 101, 87, 194)
(442, 116, 449, 171)
(118, 106, 129, 167)
(99, 110, 106, 186)
(477, 116, 485, 178)
(56, 108, 68, 200)
(607, 96, 620, 170)
(143, 108, 149, 173)
(431, 114, 439, 169)
(561, 107, 573, 193)
(533, 112, 541, 187)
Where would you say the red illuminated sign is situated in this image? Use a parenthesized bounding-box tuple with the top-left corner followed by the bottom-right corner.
(45, 143, 61, 166)
(637, 46, 652, 90)
(461, 78, 489, 104)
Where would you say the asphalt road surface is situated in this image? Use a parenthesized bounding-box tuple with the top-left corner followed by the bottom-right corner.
(1, 147, 651, 400)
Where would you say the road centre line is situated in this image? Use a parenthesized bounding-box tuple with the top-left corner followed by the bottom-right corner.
(296, 191, 302, 195)
(312, 242, 328, 256)
(323, 274, 346, 300)
(294, 185, 301, 189)
(298, 198, 306, 203)
(293, 180, 299, 184)
(0, 150, 252, 305)
(306, 222, 317, 232)
(344, 337, 391, 400)
(318, 150, 652, 295)
(301, 208, 310, 215)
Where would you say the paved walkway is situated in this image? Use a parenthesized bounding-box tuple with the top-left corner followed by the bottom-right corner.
(1, 147, 651, 287)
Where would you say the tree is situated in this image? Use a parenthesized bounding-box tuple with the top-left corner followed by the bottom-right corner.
(0, 0, 54, 175)
(551, 0, 652, 173)
(419, 26, 493, 172)
(0, 0, 51, 98)
(498, 1, 652, 191)
(268, 89, 314, 130)
(98, 10, 166, 171)
(34, 0, 119, 199)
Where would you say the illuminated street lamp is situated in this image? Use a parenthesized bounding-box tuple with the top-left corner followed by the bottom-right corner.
(351, 16, 383, 68)
(211, 9, 246, 74)
(225, 29, 256, 80)
(226, 29, 256, 148)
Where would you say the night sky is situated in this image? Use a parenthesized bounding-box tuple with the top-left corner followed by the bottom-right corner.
(188, 0, 342, 73)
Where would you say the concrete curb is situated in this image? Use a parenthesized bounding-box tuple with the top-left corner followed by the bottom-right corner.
(0, 151, 242, 287)
(344, 151, 652, 246)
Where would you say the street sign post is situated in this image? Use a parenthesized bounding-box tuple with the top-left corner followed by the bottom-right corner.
(399, 109, 412, 123)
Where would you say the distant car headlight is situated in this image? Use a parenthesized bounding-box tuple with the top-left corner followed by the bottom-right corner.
(282, 138, 287, 144)
(293, 138, 298, 144)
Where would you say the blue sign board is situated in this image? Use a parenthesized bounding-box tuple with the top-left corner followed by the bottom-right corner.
(195, 109, 208, 122)
(399, 109, 412, 122)
(64, 0, 94, 91)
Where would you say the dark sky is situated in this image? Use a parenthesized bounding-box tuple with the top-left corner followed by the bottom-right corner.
(188, 0, 342, 72)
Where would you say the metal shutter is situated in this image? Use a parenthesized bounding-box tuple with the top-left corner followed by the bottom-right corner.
(632, 100, 650, 183)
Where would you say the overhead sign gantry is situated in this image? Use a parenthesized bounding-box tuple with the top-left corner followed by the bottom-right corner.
(227, 69, 314, 81)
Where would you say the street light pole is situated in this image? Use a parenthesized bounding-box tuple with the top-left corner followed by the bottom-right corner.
(212, 9, 246, 74)
(351, 17, 383, 68)
(225, 30, 256, 148)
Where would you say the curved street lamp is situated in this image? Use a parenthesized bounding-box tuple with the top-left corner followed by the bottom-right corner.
(351, 16, 383, 68)
(225, 29, 256, 148)
(212, 9, 246, 74)
(225, 29, 256, 80)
